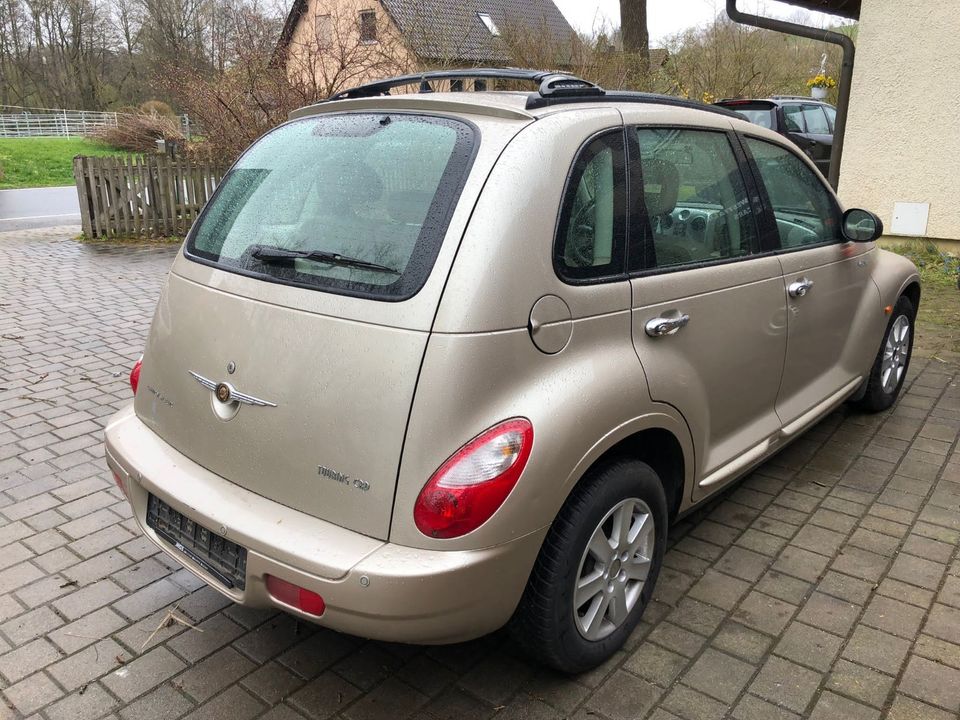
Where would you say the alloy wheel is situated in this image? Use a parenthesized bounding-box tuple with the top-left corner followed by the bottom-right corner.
(881, 315, 910, 394)
(573, 498, 655, 640)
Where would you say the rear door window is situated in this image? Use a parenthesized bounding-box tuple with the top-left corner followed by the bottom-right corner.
(782, 105, 804, 132)
(186, 113, 477, 300)
(631, 127, 759, 271)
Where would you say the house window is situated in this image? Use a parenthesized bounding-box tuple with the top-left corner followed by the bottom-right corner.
(359, 10, 377, 43)
(477, 12, 500, 36)
(315, 13, 332, 47)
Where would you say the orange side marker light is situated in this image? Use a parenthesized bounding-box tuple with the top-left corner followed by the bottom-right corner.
(884, 305, 893, 315)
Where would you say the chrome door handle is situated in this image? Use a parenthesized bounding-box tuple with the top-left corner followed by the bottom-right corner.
(788, 277, 814, 298)
(645, 313, 690, 337)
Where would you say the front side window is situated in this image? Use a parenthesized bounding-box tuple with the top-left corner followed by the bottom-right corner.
(187, 113, 476, 300)
(359, 10, 377, 43)
(633, 127, 758, 271)
(744, 137, 839, 248)
(554, 131, 627, 281)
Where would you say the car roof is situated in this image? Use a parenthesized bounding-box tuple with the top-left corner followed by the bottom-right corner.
(290, 68, 744, 126)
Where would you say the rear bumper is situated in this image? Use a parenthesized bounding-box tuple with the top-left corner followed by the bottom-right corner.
(104, 405, 545, 643)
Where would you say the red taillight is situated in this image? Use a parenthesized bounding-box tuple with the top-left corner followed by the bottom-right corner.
(129, 355, 143, 395)
(265, 575, 326, 616)
(414, 418, 533, 539)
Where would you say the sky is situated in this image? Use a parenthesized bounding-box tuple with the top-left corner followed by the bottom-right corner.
(552, 0, 848, 44)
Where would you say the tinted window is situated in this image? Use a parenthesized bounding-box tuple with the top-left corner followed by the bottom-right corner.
(822, 105, 837, 131)
(733, 108, 775, 129)
(555, 131, 626, 280)
(744, 137, 839, 248)
(783, 105, 804, 132)
(633, 128, 758, 270)
(187, 113, 476, 300)
(801, 105, 830, 134)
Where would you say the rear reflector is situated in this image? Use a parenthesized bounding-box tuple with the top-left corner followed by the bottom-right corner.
(265, 575, 326, 616)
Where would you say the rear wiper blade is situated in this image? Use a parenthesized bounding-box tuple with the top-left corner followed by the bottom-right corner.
(250, 245, 400, 275)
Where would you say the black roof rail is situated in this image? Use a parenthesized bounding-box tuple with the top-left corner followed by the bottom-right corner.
(328, 68, 603, 101)
(526, 90, 743, 119)
(326, 67, 740, 120)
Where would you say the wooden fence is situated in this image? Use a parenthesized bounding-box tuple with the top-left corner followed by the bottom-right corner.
(73, 155, 226, 239)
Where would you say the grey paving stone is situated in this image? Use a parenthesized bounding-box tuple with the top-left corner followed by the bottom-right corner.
(808, 691, 880, 720)
(899, 655, 960, 712)
(289, 671, 362, 720)
(827, 659, 894, 709)
(842, 625, 912, 676)
(102, 645, 187, 702)
(749, 656, 822, 714)
(773, 621, 843, 672)
(682, 648, 755, 704)
(732, 590, 796, 636)
(1, 670, 64, 716)
(177, 645, 256, 702)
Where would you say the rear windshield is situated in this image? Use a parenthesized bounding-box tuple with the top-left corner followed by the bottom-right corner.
(729, 107, 775, 130)
(186, 113, 477, 300)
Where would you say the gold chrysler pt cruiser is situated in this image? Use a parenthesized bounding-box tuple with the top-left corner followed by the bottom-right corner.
(105, 69, 920, 673)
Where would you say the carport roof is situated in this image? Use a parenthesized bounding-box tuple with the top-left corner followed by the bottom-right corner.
(777, 0, 860, 20)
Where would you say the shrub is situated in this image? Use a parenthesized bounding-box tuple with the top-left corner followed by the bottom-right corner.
(89, 112, 184, 153)
(140, 100, 176, 118)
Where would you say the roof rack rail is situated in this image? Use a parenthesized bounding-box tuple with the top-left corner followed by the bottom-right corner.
(525, 90, 742, 118)
(328, 68, 603, 101)
(769, 95, 817, 100)
(326, 67, 741, 120)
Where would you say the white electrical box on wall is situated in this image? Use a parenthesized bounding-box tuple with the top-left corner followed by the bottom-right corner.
(890, 202, 930, 236)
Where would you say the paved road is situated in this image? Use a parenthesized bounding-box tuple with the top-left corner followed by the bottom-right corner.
(0, 187, 80, 232)
(1, 226, 960, 720)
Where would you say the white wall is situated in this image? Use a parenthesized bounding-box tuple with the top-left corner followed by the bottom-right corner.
(838, 0, 960, 241)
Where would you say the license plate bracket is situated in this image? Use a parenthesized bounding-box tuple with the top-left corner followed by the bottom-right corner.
(146, 494, 247, 590)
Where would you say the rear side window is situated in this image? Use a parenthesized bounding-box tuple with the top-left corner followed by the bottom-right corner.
(744, 137, 839, 248)
(801, 105, 830, 134)
(783, 105, 804, 132)
(554, 131, 627, 281)
(187, 113, 476, 301)
(632, 127, 758, 271)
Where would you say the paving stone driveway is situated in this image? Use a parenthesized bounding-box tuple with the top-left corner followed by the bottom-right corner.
(1, 227, 960, 720)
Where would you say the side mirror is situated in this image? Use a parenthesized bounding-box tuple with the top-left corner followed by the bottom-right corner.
(842, 208, 883, 242)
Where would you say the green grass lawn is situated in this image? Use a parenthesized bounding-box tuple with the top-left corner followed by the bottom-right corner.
(0, 137, 127, 190)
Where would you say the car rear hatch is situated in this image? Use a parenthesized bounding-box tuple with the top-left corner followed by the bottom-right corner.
(134, 104, 531, 540)
(714, 99, 777, 130)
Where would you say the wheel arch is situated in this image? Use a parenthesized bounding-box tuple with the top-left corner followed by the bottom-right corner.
(561, 413, 695, 523)
(901, 279, 921, 312)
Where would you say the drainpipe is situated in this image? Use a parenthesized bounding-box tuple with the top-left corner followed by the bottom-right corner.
(726, 0, 855, 190)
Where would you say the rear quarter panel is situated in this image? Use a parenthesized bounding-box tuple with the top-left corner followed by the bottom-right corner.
(391, 109, 695, 551)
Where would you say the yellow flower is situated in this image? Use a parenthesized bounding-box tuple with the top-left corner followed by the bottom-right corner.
(806, 73, 836, 89)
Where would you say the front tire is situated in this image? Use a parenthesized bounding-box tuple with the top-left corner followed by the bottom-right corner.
(855, 295, 915, 412)
(511, 459, 667, 674)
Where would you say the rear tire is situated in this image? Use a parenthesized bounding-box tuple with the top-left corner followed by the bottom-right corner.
(511, 459, 667, 674)
(855, 295, 915, 412)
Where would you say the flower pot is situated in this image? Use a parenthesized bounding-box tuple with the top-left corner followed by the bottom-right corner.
(811, 86, 828, 100)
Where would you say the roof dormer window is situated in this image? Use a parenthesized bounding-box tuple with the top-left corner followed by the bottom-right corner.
(477, 12, 500, 37)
